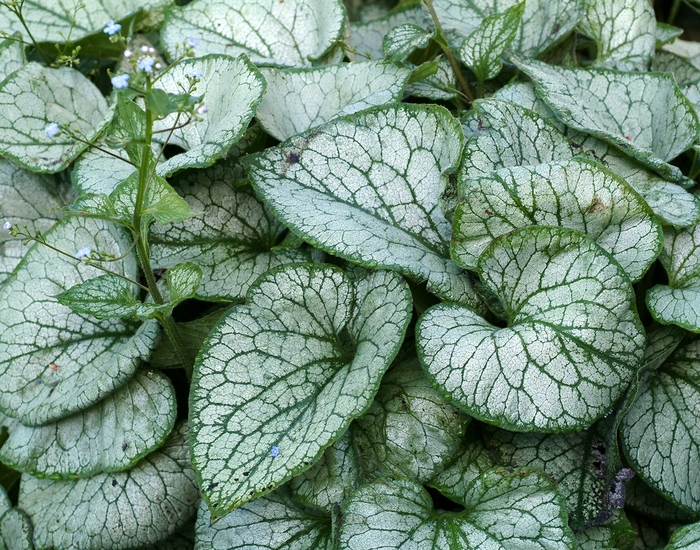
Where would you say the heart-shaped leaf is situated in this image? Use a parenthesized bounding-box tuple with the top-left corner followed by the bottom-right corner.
(190, 265, 411, 517)
(244, 104, 482, 308)
(0, 216, 159, 426)
(452, 157, 662, 281)
(151, 55, 265, 176)
(353, 356, 469, 483)
(620, 337, 700, 513)
(350, 3, 426, 60)
(429, 0, 585, 57)
(149, 161, 308, 302)
(18, 422, 198, 550)
(512, 57, 699, 185)
(417, 226, 645, 432)
(194, 488, 333, 549)
(647, 224, 700, 332)
(339, 468, 575, 549)
(161, 0, 345, 67)
(255, 61, 411, 141)
(578, 0, 656, 71)
(0, 63, 110, 173)
(458, 1, 524, 86)
(382, 23, 432, 61)
(0, 371, 175, 480)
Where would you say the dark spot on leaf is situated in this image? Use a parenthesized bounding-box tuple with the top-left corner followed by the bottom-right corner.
(286, 152, 300, 164)
(243, 471, 249, 476)
(587, 197, 607, 213)
(425, 485, 465, 512)
(249, 490, 254, 496)
(484, 209, 494, 216)
(206, 482, 219, 492)
(571, 141, 581, 149)
(552, 23, 561, 34)
(121, 441, 128, 451)
(111, 479, 118, 487)
(234, 478, 239, 482)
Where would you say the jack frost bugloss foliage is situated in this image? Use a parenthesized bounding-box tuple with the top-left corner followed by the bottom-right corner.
(1, 0, 700, 548)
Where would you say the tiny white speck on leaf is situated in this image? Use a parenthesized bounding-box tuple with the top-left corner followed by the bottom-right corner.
(44, 122, 60, 138)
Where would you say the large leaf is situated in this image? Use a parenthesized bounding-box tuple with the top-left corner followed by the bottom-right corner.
(152, 55, 265, 176)
(620, 337, 700, 513)
(0, 0, 163, 44)
(161, 0, 345, 67)
(0, 63, 110, 173)
(194, 488, 333, 549)
(18, 422, 198, 550)
(190, 265, 411, 518)
(578, 0, 656, 71)
(491, 83, 700, 227)
(0, 216, 158, 426)
(417, 226, 645, 432)
(512, 57, 699, 185)
(575, 508, 636, 550)
(0, 159, 72, 283)
(255, 61, 411, 141)
(647, 224, 700, 333)
(149, 161, 308, 302)
(353, 356, 469, 483)
(452, 157, 663, 282)
(429, 0, 585, 57)
(244, 104, 482, 309)
(0, 371, 176, 480)
(338, 469, 575, 549)
(349, 3, 426, 60)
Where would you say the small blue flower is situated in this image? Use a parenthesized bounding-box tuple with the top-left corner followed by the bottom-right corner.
(197, 105, 208, 115)
(187, 37, 199, 48)
(2, 222, 11, 231)
(111, 73, 130, 89)
(74, 247, 92, 259)
(103, 19, 121, 36)
(44, 122, 60, 138)
(137, 56, 156, 73)
(270, 446, 280, 457)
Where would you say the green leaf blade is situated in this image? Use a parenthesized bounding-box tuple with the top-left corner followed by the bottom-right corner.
(417, 226, 645, 432)
(190, 265, 411, 517)
(244, 104, 482, 308)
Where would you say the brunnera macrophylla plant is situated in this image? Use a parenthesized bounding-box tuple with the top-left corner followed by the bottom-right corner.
(1, 0, 700, 548)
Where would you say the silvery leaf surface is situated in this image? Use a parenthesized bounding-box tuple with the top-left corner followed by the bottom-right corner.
(382, 23, 432, 61)
(256, 61, 410, 141)
(0, 36, 25, 83)
(417, 226, 645, 432)
(0, 216, 158, 426)
(190, 265, 411, 518)
(161, 0, 345, 67)
(244, 104, 482, 308)
(349, 3, 427, 60)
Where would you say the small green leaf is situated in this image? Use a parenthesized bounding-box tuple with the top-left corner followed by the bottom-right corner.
(339, 469, 575, 549)
(647, 224, 700, 332)
(161, 0, 345, 66)
(256, 61, 411, 142)
(0, 216, 159, 426)
(0, 371, 176, 480)
(458, 2, 524, 85)
(194, 488, 333, 549)
(149, 160, 308, 302)
(57, 274, 142, 320)
(512, 57, 699, 185)
(350, 2, 426, 60)
(382, 23, 432, 60)
(18, 422, 199, 549)
(353, 357, 469, 483)
(405, 56, 458, 100)
(452, 157, 663, 282)
(621, 337, 700, 513)
(429, 0, 585, 57)
(417, 226, 645, 432)
(244, 104, 483, 309)
(164, 262, 202, 305)
(578, 0, 656, 71)
(656, 23, 683, 47)
(407, 60, 439, 83)
(190, 265, 411, 517)
(0, 63, 110, 173)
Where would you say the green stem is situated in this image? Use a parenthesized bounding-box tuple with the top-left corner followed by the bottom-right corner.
(159, 313, 193, 381)
(423, 0, 474, 103)
(668, 0, 683, 24)
(5, 3, 51, 64)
